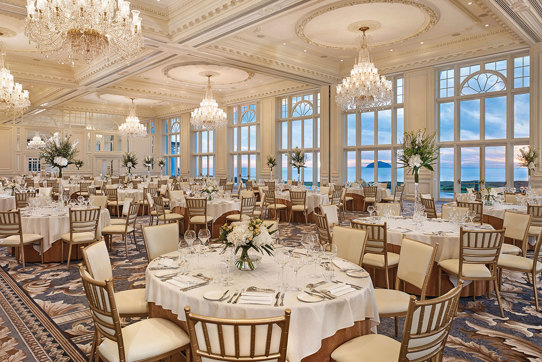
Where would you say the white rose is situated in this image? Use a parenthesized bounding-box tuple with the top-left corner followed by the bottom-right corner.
(54, 156, 68, 167)
(127, 162, 133, 168)
(408, 154, 422, 168)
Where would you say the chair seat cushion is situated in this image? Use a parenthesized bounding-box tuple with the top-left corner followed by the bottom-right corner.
(292, 204, 307, 212)
(365, 197, 376, 203)
(162, 213, 184, 221)
(362, 252, 400, 268)
(0, 233, 43, 246)
(150, 210, 171, 216)
(438, 259, 492, 278)
(528, 226, 542, 237)
(110, 218, 127, 225)
(107, 201, 121, 206)
(190, 215, 212, 224)
(102, 225, 134, 234)
(267, 204, 287, 210)
(498, 254, 542, 273)
(374, 289, 411, 315)
(225, 214, 251, 222)
(115, 288, 148, 315)
(60, 232, 96, 243)
(331, 333, 400, 362)
(501, 243, 522, 255)
(381, 196, 394, 202)
(98, 318, 189, 362)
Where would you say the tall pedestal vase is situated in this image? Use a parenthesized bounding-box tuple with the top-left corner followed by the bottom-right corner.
(413, 172, 422, 215)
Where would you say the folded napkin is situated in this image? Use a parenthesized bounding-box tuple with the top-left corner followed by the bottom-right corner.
(237, 291, 275, 305)
(166, 275, 203, 289)
(160, 258, 174, 267)
(333, 258, 362, 272)
(319, 282, 356, 297)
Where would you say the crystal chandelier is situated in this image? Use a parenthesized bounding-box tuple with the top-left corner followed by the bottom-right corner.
(27, 133, 46, 149)
(336, 27, 392, 111)
(119, 98, 147, 137)
(25, 0, 143, 63)
(0, 52, 30, 112)
(190, 75, 227, 131)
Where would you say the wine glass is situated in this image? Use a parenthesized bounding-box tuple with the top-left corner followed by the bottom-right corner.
(77, 195, 85, 205)
(469, 209, 477, 224)
(221, 247, 234, 286)
(275, 248, 290, 291)
(198, 228, 211, 247)
(301, 234, 313, 254)
(184, 229, 196, 253)
(367, 205, 375, 219)
(309, 243, 322, 278)
(289, 255, 305, 291)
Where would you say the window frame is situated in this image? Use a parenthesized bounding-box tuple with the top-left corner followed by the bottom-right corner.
(192, 129, 215, 177)
(230, 103, 259, 183)
(164, 118, 181, 176)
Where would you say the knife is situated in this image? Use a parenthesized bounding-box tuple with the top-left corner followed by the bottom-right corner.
(280, 292, 285, 306)
(273, 291, 281, 306)
(233, 289, 244, 304)
(227, 290, 239, 303)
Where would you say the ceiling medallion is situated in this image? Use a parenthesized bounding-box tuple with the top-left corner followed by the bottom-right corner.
(162, 62, 255, 87)
(190, 74, 227, 131)
(295, 0, 439, 50)
(336, 27, 392, 111)
(0, 51, 30, 112)
(25, 0, 143, 64)
(119, 98, 147, 137)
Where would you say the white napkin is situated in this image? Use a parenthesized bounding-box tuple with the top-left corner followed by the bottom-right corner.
(166, 275, 202, 289)
(319, 282, 356, 297)
(237, 292, 275, 305)
(160, 258, 174, 267)
(333, 258, 362, 272)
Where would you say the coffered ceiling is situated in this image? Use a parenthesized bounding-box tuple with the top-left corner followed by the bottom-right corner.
(0, 0, 536, 126)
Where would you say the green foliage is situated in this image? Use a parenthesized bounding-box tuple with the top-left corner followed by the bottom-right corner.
(122, 152, 138, 173)
(398, 129, 438, 183)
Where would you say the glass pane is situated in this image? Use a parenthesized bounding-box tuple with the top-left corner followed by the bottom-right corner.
(241, 110, 256, 124)
(292, 163, 299, 181)
(377, 110, 391, 144)
(377, 150, 391, 188)
(250, 154, 256, 180)
(195, 156, 199, 176)
(440, 148, 454, 199)
(514, 93, 529, 138)
(460, 99, 480, 140)
(281, 122, 288, 149)
(233, 107, 237, 124)
(233, 129, 237, 152)
(292, 102, 313, 117)
(316, 118, 320, 148)
(202, 156, 208, 176)
(281, 98, 288, 118)
(485, 146, 505, 188)
(347, 113, 356, 146)
(439, 102, 454, 142)
(194, 133, 199, 154)
(304, 152, 313, 186)
(250, 126, 256, 151)
(485, 97, 506, 140)
(304, 119, 313, 148)
(232, 156, 238, 184)
(281, 153, 288, 182)
(316, 152, 320, 185)
(241, 127, 248, 151)
(396, 78, 404, 103)
(461, 72, 505, 95)
(361, 151, 374, 183)
(292, 120, 302, 149)
(461, 147, 480, 192)
(209, 131, 214, 153)
(241, 155, 248, 182)
(361, 112, 374, 145)
(514, 145, 529, 188)
(396, 108, 404, 144)
(347, 151, 356, 182)
(209, 156, 214, 176)
(396, 152, 404, 186)
(201, 132, 208, 153)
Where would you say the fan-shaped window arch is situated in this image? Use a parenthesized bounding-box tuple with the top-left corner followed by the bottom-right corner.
(241, 110, 256, 124)
(460, 71, 506, 96)
(292, 101, 313, 117)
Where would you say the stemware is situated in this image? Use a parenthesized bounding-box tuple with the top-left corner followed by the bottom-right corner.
(288, 254, 305, 291)
(184, 229, 196, 253)
(275, 248, 290, 291)
(77, 195, 85, 205)
(301, 234, 313, 254)
(367, 205, 375, 219)
(198, 228, 211, 247)
(221, 247, 234, 286)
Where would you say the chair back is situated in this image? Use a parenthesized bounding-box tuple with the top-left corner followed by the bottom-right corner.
(331, 189, 342, 205)
(264, 181, 275, 191)
(219, 178, 227, 186)
(458, 228, 504, 278)
(80, 182, 91, 193)
(186, 198, 207, 217)
(527, 204, 542, 227)
(456, 201, 483, 223)
(363, 186, 377, 199)
(153, 196, 168, 218)
(375, 202, 400, 216)
(224, 183, 234, 192)
(320, 186, 331, 196)
(69, 207, 100, 240)
(110, 177, 120, 185)
(320, 204, 339, 226)
(82, 241, 113, 281)
(398, 283, 463, 361)
(158, 179, 168, 188)
(26, 179, 35, 188)
(504, 193, 520, 204)
(0, 210, 23, 244)
(420, 196, 438, 218)
(441, 204, 469, 220)
(396, 238, 437, 299)
(15, 191, 36, 208)
(503, 211, 531, 255)
(394, 185, 405, 202)
(263, 189, 277, 208)
(39, 187, 52, 197)
(245, 180, 254, 190)
(79, 267, 125, 359)
(126, 203, 140, 229)
(351, 221, 387, 255)
(332, 226, 367, 265)
(47, 180, 59, 193)
(144, 187, 157, 199)
(240, 190, 254, 199)
(240, 196, 255, 218)
(105, 188, 118, 202)
(142, 222, 179, 262)
(184, 307, 291, 362)
(314, 213, 332, 246)
(89, 195, 108, 208)
(121, 197, 134, 216)
(289, 190, 306, 207)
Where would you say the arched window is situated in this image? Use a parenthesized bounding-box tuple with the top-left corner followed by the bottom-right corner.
(164, 118, 180, 176)
(231, 103, 259, 183)
(460, 71, 506, 95)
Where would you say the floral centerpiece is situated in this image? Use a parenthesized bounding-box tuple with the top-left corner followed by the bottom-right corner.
(74, 160, 83, 170)
(3, 180, 18, 196)
(158, 158, 166, 176)
(219, 218, 275, 270)
(481, 186, 497, 206)
(289, 148, 306, 182)
(40, 132, 78, 178)
(122, 152, 138, 174)
(266, 155, 277, 178)
(201, 183, 218, 200)
(399, 130, 438, 208)
(143, 156, 154, 170)
(518, 146, 538, 188)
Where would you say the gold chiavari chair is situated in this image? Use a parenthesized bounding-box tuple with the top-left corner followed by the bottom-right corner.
(374, 238, 437, 336)
(131, 180, 141, 189)
(331, 282, 463, 362)
(456, 200, 483, 224)
(25, 179, 35, 188)
(381, 184, 405, 210)
(105, 188, 121, 217)
(218, 178, 227, 187)
(154, 196, 184, 228)
(79, 266, 190, 362)
(61, 207, 101, 267)
(15, 191, 36, 209)
(101, 202, 140, 257)
(77, 181, 91, 197)
(314, 212, 332, 247)
(226, 196, 255, 223)
(110, 177, 120, 185)
(47, 179, 60, 199)
(375, 202, 401, 216)
(143, 186, 158, 214)
(363, 185, 378, 210)
(501, 211, 531, 256)
(438, 228, 505, 317)
(441, 204, 469, 220)
(245, 179, 254, 190)
(184, 306, 291, 362)
(0, 210, 44, 267)
(186, 197, 213, 231)
(142, 222, 179, 262)
(264, 180, 276, 191)
(420, 195, 439, 218)
(352, 220, 399, 289)
(289, 190, 308, 223)
(89, 195, 108, 209)
(331, 226, 367, 265)
(527, 204, 542, 245)
(263, 189, 287, 221)
(118, 175, 126, 184)
(224, 182, 234, 193)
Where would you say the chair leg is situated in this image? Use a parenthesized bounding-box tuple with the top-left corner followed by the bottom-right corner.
(304, 211, 308, 224)
(61, 240, 64, 264)
(385, 267, 390, 289)
(394, 316, 399, 337)
(437, 267, 442, 296)
(124, 234, 128, 257)
(90, 330, 98, 360)
(20, 245, 25, 271)
(493, 278, 504, 318)
(40, 240, 44, 264)
(66, 243, 73, 268)
(533, 272, 539, 311)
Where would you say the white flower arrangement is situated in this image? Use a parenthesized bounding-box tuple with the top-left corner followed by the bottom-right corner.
(143, 156, 154, 169)
(158, 158, 166, 168)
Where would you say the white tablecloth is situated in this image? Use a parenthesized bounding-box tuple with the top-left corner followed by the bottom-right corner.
(170, 198, 241, 221)
(0, 195, 15, 211)
(347, 187, 390, 202)
(21, 208, 111, 252)
(275, 192, 329, 214)
(146, 251, 379, 362)
(117, 189, 145, 202)
(353, 216, 494, 262)
(482, 204, 527, 220)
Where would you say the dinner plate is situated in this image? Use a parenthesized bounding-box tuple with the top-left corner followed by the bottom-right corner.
(346, 269, 370, 278)
(297, 292, 323, 303)
(203, 290, 229, 301)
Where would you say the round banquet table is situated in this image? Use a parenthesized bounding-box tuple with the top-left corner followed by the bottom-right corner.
(19, 207, 111, 263)
(0, 195, 15, 211)
(352, 216, 496, 297)
(117, 189, 145, 202)
(273, 191, 329, 223)
(146, 251, 379, 362)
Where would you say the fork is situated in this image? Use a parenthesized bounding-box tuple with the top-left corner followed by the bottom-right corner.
(227, 290, 239, 303)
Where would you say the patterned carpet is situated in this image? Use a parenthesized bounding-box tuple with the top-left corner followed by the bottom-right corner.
(0, 206, 541, 361)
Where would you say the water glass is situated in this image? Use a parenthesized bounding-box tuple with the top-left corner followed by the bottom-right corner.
(367, 205, 375, 218)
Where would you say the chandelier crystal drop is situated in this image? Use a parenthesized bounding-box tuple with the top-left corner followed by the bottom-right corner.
(0, 52, 30, 112)
(27, 134, 46, 149)
(190, 75, 227, 131)
(25, 0, 143, 63)
(119, 98, 147, 137)
(336, 27, 393, 111)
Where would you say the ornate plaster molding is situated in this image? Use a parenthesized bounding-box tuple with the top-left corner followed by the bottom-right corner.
(162, 61, 255, 86)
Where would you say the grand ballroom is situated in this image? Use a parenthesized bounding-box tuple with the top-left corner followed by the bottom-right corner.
(0, 0, 541, 361)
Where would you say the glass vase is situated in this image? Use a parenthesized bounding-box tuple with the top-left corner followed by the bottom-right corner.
(235, 248, 261, 271)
